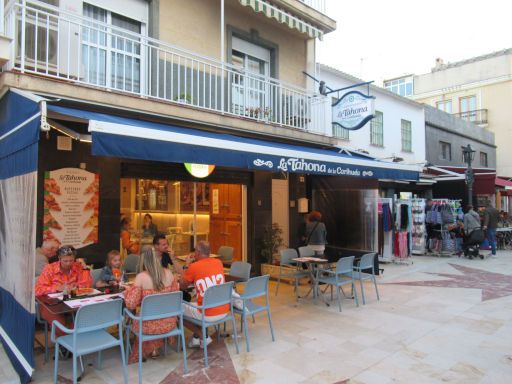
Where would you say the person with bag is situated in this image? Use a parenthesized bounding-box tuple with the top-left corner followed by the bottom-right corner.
(305, 211, 327, 256)
(483, 201, 500, 258)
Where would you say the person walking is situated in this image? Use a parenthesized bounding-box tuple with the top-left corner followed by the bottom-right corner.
(483, 201, 500, 257)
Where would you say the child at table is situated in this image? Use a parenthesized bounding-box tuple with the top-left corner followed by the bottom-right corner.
(96, 250, 125, 288)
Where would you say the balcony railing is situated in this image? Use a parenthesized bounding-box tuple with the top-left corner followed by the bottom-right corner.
(3, 0, 331, 136)
(299, 0, 326, 14)
(453, 109, 488, 125)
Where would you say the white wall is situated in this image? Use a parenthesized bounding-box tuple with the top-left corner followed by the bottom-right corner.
(319, 66, 426, 166)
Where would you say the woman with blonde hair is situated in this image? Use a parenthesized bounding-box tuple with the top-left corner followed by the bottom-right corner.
(124, 248, 179, 362)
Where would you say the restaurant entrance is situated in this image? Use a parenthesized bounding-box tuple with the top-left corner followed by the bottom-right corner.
(120, 177, 245, 260)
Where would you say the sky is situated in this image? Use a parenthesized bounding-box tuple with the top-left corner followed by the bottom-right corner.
(317, 0, 512, 86)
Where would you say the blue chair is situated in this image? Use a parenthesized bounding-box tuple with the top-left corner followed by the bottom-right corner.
(229, 261, 251, 281)
(274, 248, 310, 299)
(183, 282, 239, 367)
(35, 301, 49, 363)
(298, 246, 315, 257)
(123, 254, 139, 273)
(124, 291, 187, 384)
(51, 299, 127, 384)
(315, 256, 359, 312)
(353, 253, 380, 305)
(233, 275, 275, 352)
(91, 268, 103, 287)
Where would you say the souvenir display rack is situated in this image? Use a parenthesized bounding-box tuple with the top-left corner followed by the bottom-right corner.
(411, 198, 427, 255)
(426, 199, 463, 257)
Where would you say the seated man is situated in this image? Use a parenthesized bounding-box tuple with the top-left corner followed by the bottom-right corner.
(35, 246, 93, 335)
(35, 239, 60, 277)
(180, 241, 228, 348)
(152, 234, 183, 273)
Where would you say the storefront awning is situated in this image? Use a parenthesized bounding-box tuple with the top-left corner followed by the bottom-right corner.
(428, 166, 496, 195)
(496, 177, 512, 190)
(238, 0, 323, 39)
(47, 105, 420, 181)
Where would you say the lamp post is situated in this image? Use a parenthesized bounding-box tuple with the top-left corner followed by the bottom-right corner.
(462, 144, 476, 206)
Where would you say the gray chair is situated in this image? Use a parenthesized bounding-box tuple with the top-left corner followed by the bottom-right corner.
(52, 299, 127, 384)
(233, 275, 275, 352)
(218, 246, 234, 266)
(298, 246, 315, 257)
(274, 248, 310, 299)
(125, 291, 188, 383)
(353, 253, 380, 305)
(315, 256, 359, 312)
(91, 268, 103, 287)
(123, 253, 139, 273)
(229, 261, 251, 281)
(183, 282, 239, 367)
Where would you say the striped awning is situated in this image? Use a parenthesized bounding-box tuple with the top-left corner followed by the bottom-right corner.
(238, 0, 323, 40)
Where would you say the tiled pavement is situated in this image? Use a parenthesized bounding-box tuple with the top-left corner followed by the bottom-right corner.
(26, 251, 512, 383)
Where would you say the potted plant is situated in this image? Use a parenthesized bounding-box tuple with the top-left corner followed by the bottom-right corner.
(260, 223, 284, 265)
(174, 93, 192, 104)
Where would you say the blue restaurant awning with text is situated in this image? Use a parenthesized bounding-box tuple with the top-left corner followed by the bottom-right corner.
(48, 105, 421, 181)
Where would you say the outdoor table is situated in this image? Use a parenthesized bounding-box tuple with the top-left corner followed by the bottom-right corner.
(225, 274, 245, 284)
(292, 257, 329, 302)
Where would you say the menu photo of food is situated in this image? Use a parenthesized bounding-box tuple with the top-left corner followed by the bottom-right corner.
(44, 168, 100, 249)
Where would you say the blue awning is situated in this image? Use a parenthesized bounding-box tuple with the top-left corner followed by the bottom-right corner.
(48, 104, 420, 181)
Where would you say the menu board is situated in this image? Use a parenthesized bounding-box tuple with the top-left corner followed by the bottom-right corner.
(43, 168, 99, 249)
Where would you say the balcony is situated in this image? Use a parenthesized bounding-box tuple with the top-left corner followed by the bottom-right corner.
(298, 0, 326, 14)
(2, 0, 332, 137)
(453, 109, 488, 125)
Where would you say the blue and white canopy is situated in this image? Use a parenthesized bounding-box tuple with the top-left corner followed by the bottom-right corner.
(47, 105, 421, 181)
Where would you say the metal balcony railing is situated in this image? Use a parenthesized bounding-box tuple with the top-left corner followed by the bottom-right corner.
(298, 0, 326, 14)
(3, 0, 331, 136)
(453, 109, 488, 125)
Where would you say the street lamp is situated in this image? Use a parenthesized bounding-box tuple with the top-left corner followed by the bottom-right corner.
(462, 144, 476, 205)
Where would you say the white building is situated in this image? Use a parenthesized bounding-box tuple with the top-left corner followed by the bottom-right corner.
(318, 64, 427, 195)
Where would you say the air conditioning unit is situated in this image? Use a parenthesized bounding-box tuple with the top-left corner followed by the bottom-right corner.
(16, 0, 81, 78)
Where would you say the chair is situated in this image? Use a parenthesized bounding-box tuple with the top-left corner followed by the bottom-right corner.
(274, 248, 309, 299)
(91, 268, 103, 287)
(229, 261, 251, 281)
(233, 275, 275, 352)
(183, 282, 239, 367)
(124, 291, 188, 384)
(52, 299, 127, 384)
(353, 253, 380, 305)
(35, 301, 49, 363)
(315, 256, 359, 312)
(123, 253, 139, 273)
(218, 246, 234, 266)
(298, 246, 315, 257)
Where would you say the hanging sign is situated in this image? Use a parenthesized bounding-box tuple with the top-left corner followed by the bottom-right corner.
(184, 163, 215, 178)
(332, 90, 375, 130)
(43, 168, 99, 249)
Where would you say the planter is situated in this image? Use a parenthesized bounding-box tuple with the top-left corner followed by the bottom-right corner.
(260, 263, 308, 285)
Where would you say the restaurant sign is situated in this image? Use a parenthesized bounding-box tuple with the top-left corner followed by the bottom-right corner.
(332, 90, 375, 130)
(184, 163, 215, 178)
(43, 168, 99, 249)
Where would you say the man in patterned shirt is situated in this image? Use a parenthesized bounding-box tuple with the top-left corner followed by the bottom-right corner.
(35, 246, 92, 335)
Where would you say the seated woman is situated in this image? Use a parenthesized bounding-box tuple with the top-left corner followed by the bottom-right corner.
(141, 213, 158, 238)
(121, 217, 140, 255)
(124, 248, 179, 363)
(96, 250, 125, 288)
(35, 246, 93, 336)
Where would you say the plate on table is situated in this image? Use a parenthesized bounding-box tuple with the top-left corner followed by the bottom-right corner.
(74, 288, 101, 297)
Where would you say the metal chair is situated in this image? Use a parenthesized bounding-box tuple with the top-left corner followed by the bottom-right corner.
(124, 291, 188, 384)
(315, 256, 359, 312)
(91, 268, 103, 287)
(123, 253, 139, 273)
(274, 248, 309, 299)
(218, 246, 234, 266)
(353, 253, 380, 305)
(229, 261, 251, 281)
(51, 299, 127, 384)
(298, 246, 315, 257)
(183, 282, 239, 367)
(35, 301, 49, 363)
(233, 275, 275, 352)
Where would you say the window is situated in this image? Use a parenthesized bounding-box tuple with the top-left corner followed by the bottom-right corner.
(331, 96, 350, 140)
(480, 152, 488, 167)
(82, 3, 142, 92)
(384, 77, 413, 96)
(370, 111, 384, 146)
(401, 119, 412, 152)
(459, 95, 477, 121)
(436, 100, 452, 113)
(439, 141, 451, 160)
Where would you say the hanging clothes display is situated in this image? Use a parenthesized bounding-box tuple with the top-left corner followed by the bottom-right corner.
(425, 199, 462, 255)
(411, 199, 426, 255)
(394, 200, 412, 262)
(378, 198, 394, 263)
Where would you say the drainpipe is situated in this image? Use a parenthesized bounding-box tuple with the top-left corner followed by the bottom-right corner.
(220, 0, 225, 114)
(40, 100, 50, 132)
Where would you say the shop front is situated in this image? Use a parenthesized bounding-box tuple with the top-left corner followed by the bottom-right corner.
(0, 89, 420, 379)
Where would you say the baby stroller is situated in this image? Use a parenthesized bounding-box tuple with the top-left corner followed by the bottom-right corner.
(462, 227, 485, 259)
